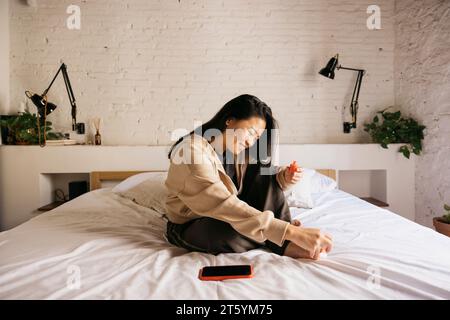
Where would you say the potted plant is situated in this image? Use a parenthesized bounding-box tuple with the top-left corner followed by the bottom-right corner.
(433, 204, 450, 237)
(0, 110, 58, 145)
(363, 107, 426, 159)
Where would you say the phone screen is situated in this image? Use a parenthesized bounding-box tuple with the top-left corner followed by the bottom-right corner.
(201, 265, 252, 277)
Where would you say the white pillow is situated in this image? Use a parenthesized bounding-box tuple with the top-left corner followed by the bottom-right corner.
(284, 168, 315, 208)
(310, 171, 337, 194)
(112, 172, 167, 193)
(112, 172, 168, 216)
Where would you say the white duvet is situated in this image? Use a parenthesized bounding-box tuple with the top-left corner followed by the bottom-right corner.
(0, 188, 449, 299)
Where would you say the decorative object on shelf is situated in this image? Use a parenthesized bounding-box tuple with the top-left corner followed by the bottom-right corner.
(433, 204, 450, 237)
(363, 107, 426, 159)
(45, 139, 78, 146)
(51, 132, 66, 139)
(0, 110, 58, 145)
(318, 53, 366, 133)
(44, 131, 75, 146)
(37, 188, 69, 212)
(55, 188, 69, 202)
(24, 62, 82, 147)
(93, 117, 102, 145)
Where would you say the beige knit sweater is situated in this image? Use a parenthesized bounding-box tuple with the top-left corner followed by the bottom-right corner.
(164, 133, 295, 247)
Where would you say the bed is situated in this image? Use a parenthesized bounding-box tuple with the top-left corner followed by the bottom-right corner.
(0, 170, 449, 299)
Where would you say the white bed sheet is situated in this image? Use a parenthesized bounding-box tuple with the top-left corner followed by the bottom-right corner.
(1, 188, 449, 300)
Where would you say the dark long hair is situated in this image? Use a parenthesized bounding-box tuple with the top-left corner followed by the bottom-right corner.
(168, 94, 279, 166)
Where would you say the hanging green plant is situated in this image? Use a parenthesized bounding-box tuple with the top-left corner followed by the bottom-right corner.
(0, 110, 58, 145)
(363, 107, 426, 159)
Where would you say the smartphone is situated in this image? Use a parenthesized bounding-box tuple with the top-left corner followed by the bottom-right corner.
(198, 264, 253, 281)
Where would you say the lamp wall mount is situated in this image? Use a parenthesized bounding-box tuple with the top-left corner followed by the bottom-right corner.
(318, 54, 366, 134)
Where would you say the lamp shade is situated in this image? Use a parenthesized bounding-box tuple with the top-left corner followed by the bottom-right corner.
(319, 54, 339, 79)
(25, 91, 57, 118)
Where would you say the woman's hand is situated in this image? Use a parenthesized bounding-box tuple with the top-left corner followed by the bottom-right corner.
(283, 166, 303, 185)
(284, 224, 333, 260)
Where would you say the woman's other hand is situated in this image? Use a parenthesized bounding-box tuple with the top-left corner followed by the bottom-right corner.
(283, 166, 303, 185)
(284, 224, 333, 260)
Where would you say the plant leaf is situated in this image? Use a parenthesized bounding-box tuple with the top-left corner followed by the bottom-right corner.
(393, 111, 401, 120)
(400, 146, 410, 159)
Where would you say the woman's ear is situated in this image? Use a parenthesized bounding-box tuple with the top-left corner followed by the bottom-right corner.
(225, 118, 236, 128)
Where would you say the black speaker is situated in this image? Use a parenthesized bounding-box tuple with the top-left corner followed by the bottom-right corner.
(69, 181, 88, 200)
(76, 122, 85, 134)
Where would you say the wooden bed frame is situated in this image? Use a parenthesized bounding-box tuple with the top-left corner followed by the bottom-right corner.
(89, 169, 336, 191)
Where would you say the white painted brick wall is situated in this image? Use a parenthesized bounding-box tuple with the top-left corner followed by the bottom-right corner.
(9, 0, 395, 145)
(394, 0, 450, 228)
(0, 0, 9, 115)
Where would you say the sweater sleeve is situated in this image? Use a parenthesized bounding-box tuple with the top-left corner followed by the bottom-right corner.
(176, 142, 290, 247)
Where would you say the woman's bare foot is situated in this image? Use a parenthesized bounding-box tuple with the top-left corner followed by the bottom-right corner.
(291, 220, 301, 227)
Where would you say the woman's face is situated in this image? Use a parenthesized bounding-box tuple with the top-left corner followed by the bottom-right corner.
(224, 116, 266, 155)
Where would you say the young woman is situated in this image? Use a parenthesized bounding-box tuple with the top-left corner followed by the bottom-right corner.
(164, 94, 333, 259)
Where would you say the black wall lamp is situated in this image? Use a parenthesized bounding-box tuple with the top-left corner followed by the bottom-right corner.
(319, 54, 366, 133)
(25, 63, 83, 146)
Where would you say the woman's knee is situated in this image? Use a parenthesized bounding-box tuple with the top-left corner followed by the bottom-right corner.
(193, 218, 237, 239)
